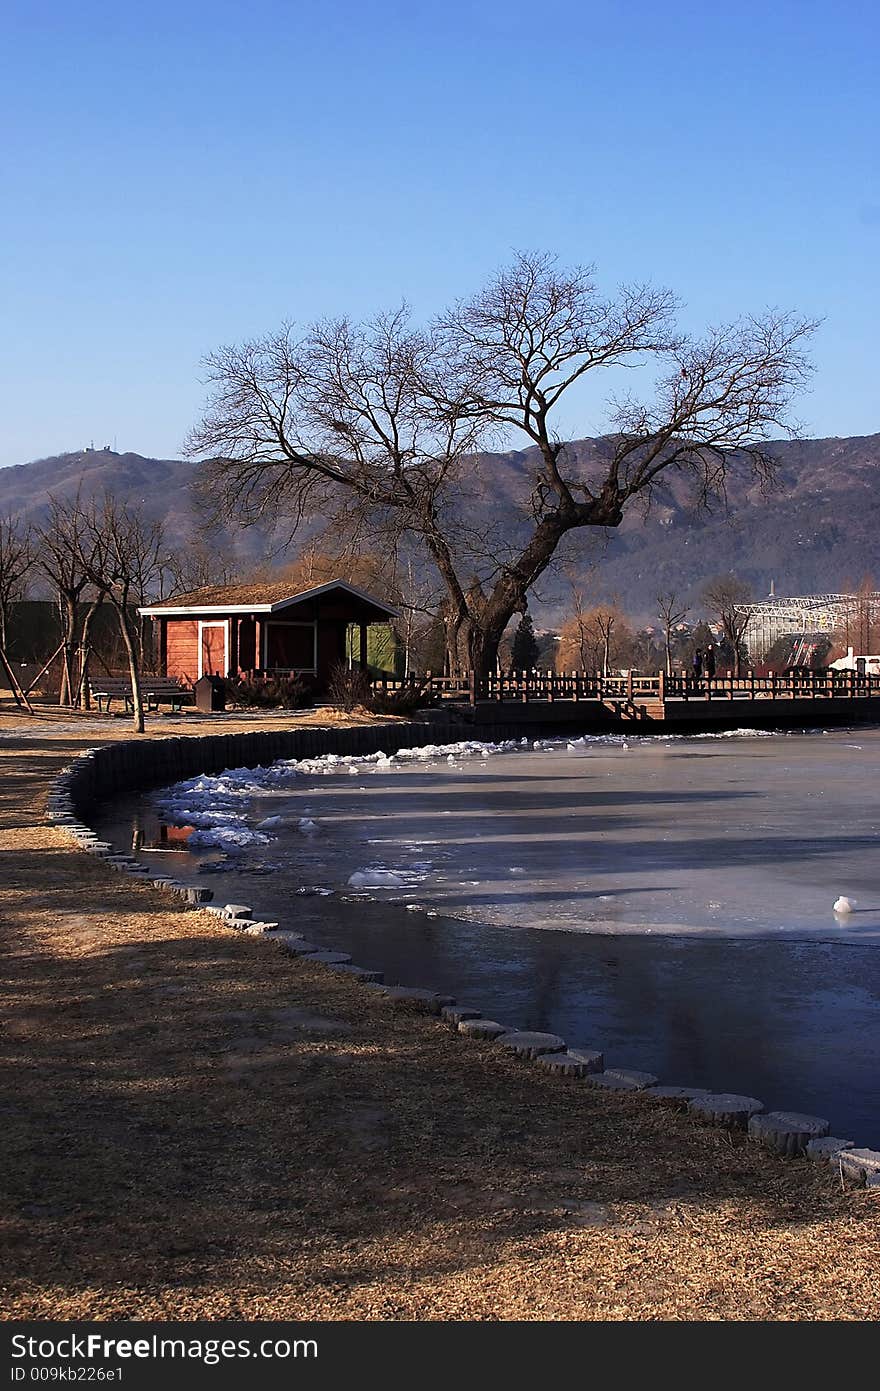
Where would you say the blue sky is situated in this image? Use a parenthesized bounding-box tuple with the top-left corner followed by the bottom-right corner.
(1, 0, 877, 468)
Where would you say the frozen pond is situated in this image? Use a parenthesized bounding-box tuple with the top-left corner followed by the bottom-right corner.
(94, 726, 880, 1146)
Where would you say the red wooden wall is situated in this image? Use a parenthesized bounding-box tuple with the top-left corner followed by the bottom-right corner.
(165, 619, 199, 682)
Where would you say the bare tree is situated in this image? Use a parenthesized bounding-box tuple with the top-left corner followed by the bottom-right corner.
(0, 515, 33, 654)
(34, 494, 105, 706)
(0, 515, 35, 710)
(556, 593, 631, 675)
(158, 528, 241, 601)
(190, 251, 816, 678)
(619, 625, 664, 674)
(393, 556, 439, 677)
(593, 608, 618, 677)
(657, 590, 690, 676)
(556, 588, 592, 671)
(837, 575, 879, 656)
(74, 497, 166, 733)
(701, 575, 752, 676)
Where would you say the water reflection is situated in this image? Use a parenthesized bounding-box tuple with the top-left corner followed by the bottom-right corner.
(123, 806, 224, 866)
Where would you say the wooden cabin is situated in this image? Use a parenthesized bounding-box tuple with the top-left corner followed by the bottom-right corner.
(139, 580, 398, 691)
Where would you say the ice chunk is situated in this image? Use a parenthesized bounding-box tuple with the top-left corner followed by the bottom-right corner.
(347, 868, 407, 888)
(188, 827, 269, 851)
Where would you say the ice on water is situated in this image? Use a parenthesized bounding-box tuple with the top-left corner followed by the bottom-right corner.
(152, 728, 880, 939)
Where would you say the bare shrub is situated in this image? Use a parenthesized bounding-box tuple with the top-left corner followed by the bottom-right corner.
(226, 674, 313, 709)
(364, 680, 432, 715)
(326, 664, 371, 712)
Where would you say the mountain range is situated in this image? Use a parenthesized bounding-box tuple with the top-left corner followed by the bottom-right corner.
(1, 432, 877, 624)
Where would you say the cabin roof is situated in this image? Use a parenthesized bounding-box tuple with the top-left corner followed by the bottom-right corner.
(138, 579, 398, 619)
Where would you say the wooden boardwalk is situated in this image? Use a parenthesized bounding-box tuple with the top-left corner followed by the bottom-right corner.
(374, 669, 880, 730)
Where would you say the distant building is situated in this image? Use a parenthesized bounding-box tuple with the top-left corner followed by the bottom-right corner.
(737, 593, 880, 662)
(829, 647, 880, 677)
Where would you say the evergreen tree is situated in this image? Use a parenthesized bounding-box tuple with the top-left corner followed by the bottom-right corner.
(511, 614, 540, 670)
(687, 619, 715, 666)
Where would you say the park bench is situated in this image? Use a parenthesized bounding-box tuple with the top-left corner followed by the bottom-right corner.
(88, 676, 193, 714)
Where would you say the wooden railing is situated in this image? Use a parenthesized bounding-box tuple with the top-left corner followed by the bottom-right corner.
(372, 669, 880, 707)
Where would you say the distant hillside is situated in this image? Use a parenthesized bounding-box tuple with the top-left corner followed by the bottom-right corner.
(0, 448, 281, 574)
(479, 432, 880, 621)
(2, 434, 878, 622)
(0, 449, 197, 543)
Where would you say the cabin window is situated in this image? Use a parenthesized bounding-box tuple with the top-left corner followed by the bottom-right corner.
(265, 621, 316, 672)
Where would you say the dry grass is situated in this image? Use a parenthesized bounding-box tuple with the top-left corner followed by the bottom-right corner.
(0, 704, 878, 1321)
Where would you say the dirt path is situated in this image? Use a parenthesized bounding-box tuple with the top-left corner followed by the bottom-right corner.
(1, 706, 877, 1320)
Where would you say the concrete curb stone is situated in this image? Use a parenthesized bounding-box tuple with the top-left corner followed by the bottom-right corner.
(457, 1019, 508, 1040)
(584, 1068, 659, 1092)
(806, 1137, 855, 1163)
(689, 1093, 765, 1130)
(747, 1111, 830, 1157)
(496, 1031, 566, 1059)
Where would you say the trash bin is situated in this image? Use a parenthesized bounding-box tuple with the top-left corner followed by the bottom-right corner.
(194, 675, 226, 714)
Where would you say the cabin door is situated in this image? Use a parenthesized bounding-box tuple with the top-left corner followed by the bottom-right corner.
(199, 622, 227, 677)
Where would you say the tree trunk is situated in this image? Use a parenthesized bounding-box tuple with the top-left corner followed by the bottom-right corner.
(76, 598, 102, 709)
(134, 609, 148, 671)
(725, 621, 744, 679)
(471, 512, 578, 681)
(428, 497, 624, 685)
(665, 632, 672, 677)
(443, 610, 462, 677)
(58, 594, 77, 707)
(114, 603, 144, 733)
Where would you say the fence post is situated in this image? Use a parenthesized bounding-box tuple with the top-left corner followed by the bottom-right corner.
(468, 670, 476, 706)
(658, 669, 665, 705)
(627, 670, 634, 704)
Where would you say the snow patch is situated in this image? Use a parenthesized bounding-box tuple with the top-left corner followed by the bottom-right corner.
(152, 724, 842, 868)
(347, 868, 408, 889)
(188, 826, 269, 850)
